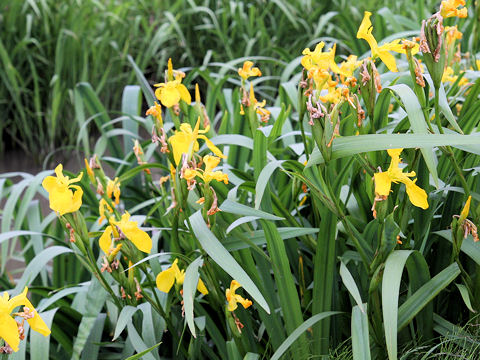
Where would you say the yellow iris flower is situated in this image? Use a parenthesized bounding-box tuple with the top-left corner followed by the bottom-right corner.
(154, 59, 191, 108)
(146, 101, 163, 127)
(301, 42, 341, 74)
(99, 212, 152, 254)
(238, 61, 262, 80)
(225, 280, 252, 312)
(357, 11, 419, 72)
(248, 83, 271, 122)
(0, 287, 50, 352)
(169, 118, 226, 165)
(42, 164, 83, 215)
(440, 0, 468, 18)
(338, 55, 362, 79)
(156, 259, 208, 295)
(183, 155, 229, 184)
(374, 149, 428, 209)
(106, 178, 121, 206)
(442, 66, 468, 86)
(445, 26, 463, 46)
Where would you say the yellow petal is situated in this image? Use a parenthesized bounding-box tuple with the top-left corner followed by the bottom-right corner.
(27, 311, 51, 337)
(99, 225, 113, 254)
(118, 214, 152, 253)
(460, 196, 472, 222)
(160, 87, 181, 108)
(236, 294, 252, 309)
(405, 180, 429, 209)
(374, 172, 392, 196)
(69, 185, 83, 213)
(41, 176, 58, 193)
(387, 148, 403, 158)
(0, 312, 20, 352)
(177, 84, 191, 104)
(198, 135, 226, 159)
(377, 48, 399, 72)
(156, 267, 176, 293)
(197, 279, 208, 295)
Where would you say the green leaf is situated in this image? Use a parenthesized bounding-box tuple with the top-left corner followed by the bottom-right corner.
(270, 312, 341, 360)
(224, 227, 319, 251)
(255, 160, 284, 209)
(397, 263, 460, 330)
(30, 308, 58, 360)
(72, 277, 108, 360)
(113, 306, 140, 341)
(220, 199, 284, 220)
(14, 246, 73, 292)
(306, 133, 480, 167)
(80, 314, 106, 360)
(455, 283, 476, 313)
(189, 211, 270, 313)
(124, 342, 162, 360)
(127, 55, 156, 107)
(125, 323, 159, 360)
(183, 256, 203, 337)
(340, 261, 365, 313)
(436, 230, 480, 265)
(382, 250, 413, 360)
(351, 304, 371, 360)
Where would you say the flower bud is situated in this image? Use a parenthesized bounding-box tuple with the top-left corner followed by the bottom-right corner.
(420, 13, 446, 89)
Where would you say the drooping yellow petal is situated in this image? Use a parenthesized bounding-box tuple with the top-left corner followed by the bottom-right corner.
(156, 266, 176, 293)
(99, 225, 113, 254)
(405, 180, 429, 209)
(376, 47, 399, 72)
(374, 172, 392, 196)
(115, 212, 152, 254)
(197, 279, 208, 295)
(198, 135, 226, 159)
(177, 83, 192, 104)
(0, 312, 20, 352)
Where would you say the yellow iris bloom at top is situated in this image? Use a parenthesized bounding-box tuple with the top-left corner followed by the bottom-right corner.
(238, 61, 262, 80)
(0, 287, 50, 352)
(183, 155, 229, 184)
(440, 0, 468, 18)
(154, 59, 191, 108)
(99, 212, 152, 254)
(156, 259, 208, 295)
(225, 280, 252, 312)
(42, 164, 83, 215)
(301, 42, 341, 74)
(374, 149, 428, 209)
(169, 118, 226, 165)
(357, 11, 419, 72)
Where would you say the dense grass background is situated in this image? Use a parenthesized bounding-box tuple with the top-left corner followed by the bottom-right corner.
(0, 0, 442, 162)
